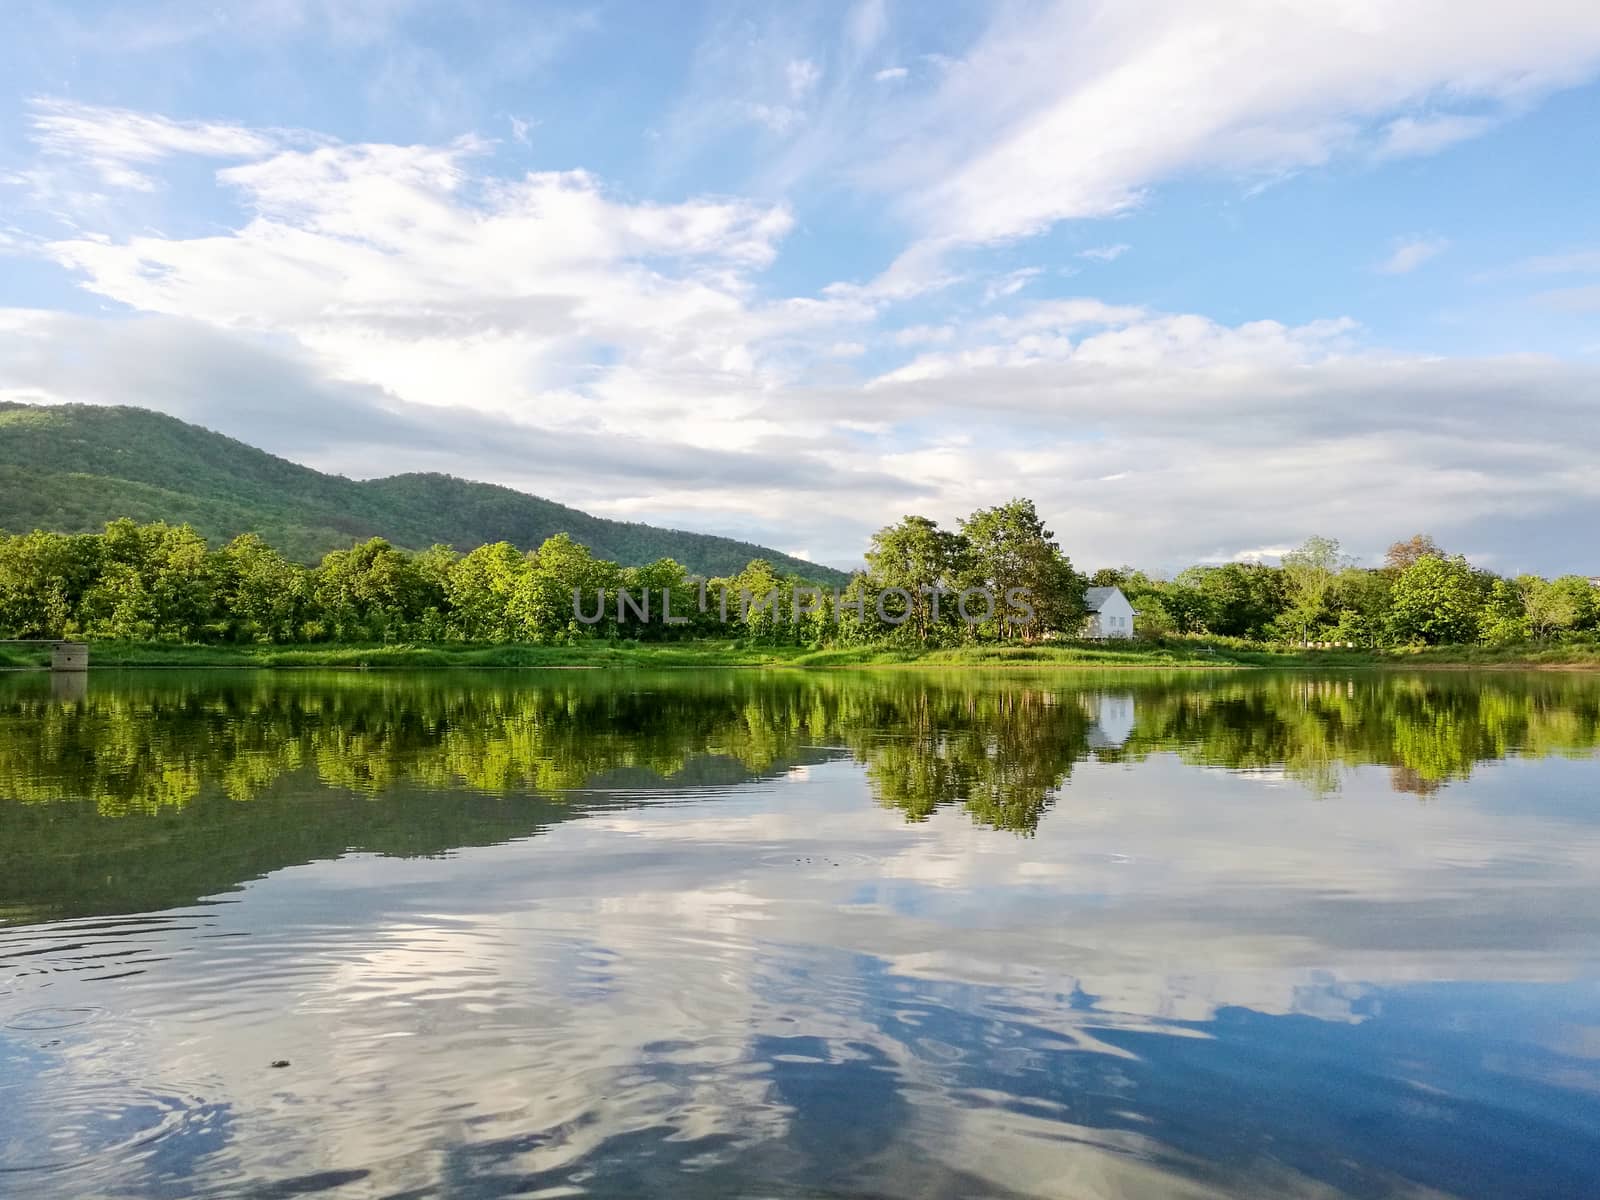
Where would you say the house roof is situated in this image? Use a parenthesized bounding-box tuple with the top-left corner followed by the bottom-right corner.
(1084, 586, 1121, 612)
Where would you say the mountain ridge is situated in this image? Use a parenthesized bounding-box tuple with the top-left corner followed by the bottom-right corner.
(0, 402, 849, 583)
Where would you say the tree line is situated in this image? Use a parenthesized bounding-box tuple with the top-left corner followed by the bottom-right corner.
(0, 500, 1081, 646)
(0, 511, 1594, 648)
(1096, 533, 1600, 646)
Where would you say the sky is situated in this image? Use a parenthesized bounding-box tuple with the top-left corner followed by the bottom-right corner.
(1, 1, 1598, 574)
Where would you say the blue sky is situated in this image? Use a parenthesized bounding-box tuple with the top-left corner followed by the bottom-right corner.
(2, 1, 1599, 573)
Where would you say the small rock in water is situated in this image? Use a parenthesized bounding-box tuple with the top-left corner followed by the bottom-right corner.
(270, 1060, 291, 1069)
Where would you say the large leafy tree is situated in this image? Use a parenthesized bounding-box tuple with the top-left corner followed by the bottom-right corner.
(1326, 566, 1394, 645)
(215, 533, 307, 643)
(509, 534, 623, 643)
(1150, 581, 1211, 635)
(1520, 574, 1598, 640)
(1281, 535, 1348, 640)
(311, 537, 435, 640)
(1388, 555, 1485, 645)
(80, 519, 214, 642)
(623, 557, 694, 641)
(723, 559, 785, 641)
(0, 529, 101, 638)
(1207, 562, 1290, 639)
(957, 500, 1084, 641)
(1480, 578, 1530, 645)
(446, 542, 527, 642)
(865, 515, 967, 642)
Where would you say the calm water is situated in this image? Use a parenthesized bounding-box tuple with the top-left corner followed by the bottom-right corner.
(2, 669, 1600, 1199)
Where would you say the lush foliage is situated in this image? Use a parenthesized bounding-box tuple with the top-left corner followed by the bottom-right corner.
(3, 468, 1597, 652)
(0, 502, 1089, 648)
(1093, 534, 1600, 648)
(857, 500, 1086, 646)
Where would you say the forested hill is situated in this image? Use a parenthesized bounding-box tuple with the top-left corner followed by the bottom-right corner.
(0, 403, 848, 583)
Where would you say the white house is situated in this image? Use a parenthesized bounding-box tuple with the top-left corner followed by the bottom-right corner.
(1083, 586, 1137, 639)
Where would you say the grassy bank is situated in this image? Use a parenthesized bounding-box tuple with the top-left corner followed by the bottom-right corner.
(4, 638, 1600, 671)
(0, 638, 1239, 671)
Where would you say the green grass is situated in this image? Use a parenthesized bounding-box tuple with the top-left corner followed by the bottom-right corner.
(0, 638, 1239, 671)
(781, 642, 1240, 667)
(0, 640, 781, 670)
(5, 637, 1599, 672)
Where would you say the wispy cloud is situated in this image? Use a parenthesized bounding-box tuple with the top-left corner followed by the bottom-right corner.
(27, 97, 279, 190)
(859, 2, 1600, 251)
(1376, 236, 1449, 275)
(786, 58, 821, 98)
(980, 266, 1042, 304)
(1512, 249, 1600, 275)
(1534, 285, 1600, 312)
(873, 66, 908, 83)
(1374, 113, 1498, 159)
(1078, 244, 1130, 262)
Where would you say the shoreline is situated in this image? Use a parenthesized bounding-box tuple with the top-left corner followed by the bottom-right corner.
(4, 640, 1600, 673)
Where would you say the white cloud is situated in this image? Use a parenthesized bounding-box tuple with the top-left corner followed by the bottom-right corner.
(856, 1, 1600, 247)
(873, 66, 909, 83)
(9, 102, 1600, 574)
(845, 0, 889, 56)
(980, 266, 1042, 304)
(1078, 243, 1130, 262)
(1376, 235, 1449, 275)
(891, 324, 954, 346)
(27, 98, 279, 190)
(1374, 112, 1498, 159)
(786, 57, 821, 98)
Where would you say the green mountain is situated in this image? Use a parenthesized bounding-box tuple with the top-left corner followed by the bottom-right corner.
(0, 403, 849, 582)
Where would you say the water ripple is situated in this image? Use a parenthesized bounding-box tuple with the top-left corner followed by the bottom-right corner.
(0, 1079, 214, 1184)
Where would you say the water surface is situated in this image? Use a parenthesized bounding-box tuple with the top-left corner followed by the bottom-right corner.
(3, 669, 1599, 1198)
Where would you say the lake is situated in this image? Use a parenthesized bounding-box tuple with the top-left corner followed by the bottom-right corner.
(2, 668, 1599, 1198)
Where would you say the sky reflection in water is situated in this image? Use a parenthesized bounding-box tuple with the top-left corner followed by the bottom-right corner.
(2, 669, 1599, 1198)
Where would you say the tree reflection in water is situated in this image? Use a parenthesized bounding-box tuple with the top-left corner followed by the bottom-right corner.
(2, 669, 1598, 921)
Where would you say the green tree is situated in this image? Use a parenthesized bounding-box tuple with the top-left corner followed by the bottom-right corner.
(624, 558, 694, 641)
(1281, 536, 1348, 641)
(311, 538, 434, 641)
(1152, 574, 1212, 634)
(957, 500, 1083, 641)
(728, 558, 788, 642)
(0, 530, 101, 638)
(510, 534, 622, 642)
(1185, 563, 1288, 639)
(80, 519, 214, 641)
(1479, 577, 1529, 645)
(1327, 566, 1393, 646)
(1521, 575, 1598, 640)
(1388, 555, 1484, 645)
(865, 516, 966, 643)
(215, 533, 306, 643)
(446, 542, 527, 642)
